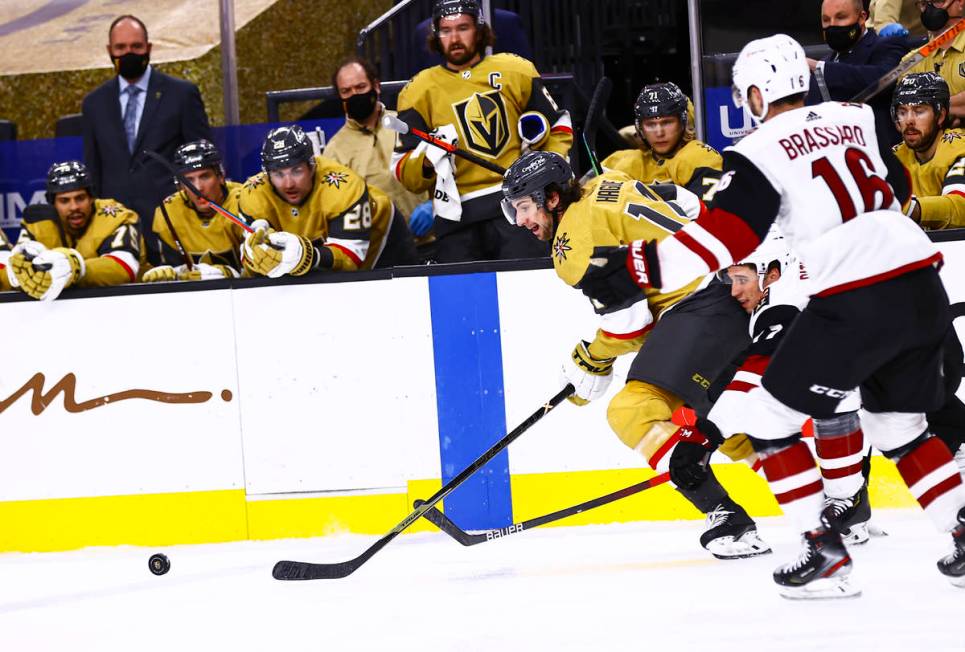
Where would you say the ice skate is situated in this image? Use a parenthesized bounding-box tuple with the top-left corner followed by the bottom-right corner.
(774, 526, 860, 599)
(699, 502, 771, 560)
(822, 485, 874, 545)
(937, 507, 965, 588)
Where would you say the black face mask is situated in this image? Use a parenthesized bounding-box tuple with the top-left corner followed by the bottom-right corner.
(921, 4, 950, 31)
(113, 51, 149, 81)
(823, 23, 862, 53)
(344, 89, 378, 123)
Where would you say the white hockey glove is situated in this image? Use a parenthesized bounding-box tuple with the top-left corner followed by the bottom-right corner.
(561, 340, 615, 406)
(424, 124, 458, 171)
(6, 239, 44, 289)
(10, 246, 84, 301)
(142, 265, 178, 283)
(518, 111, 550, 153)
(178, 262, 239, 281)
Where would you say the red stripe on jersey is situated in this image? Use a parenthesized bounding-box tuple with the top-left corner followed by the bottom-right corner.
(773, 479, 824, 505)
(820, 461, 865, 480)
(918, 474, 964, 509)
(327, 243, 363, 268)
(692, 206, 761, 261)
(394, 150, 412, 182)
(601, 322, 655, 341)
(105, 254, 135, 282)
(752, 459, 763, 473)
(724, 380, 757, 393)
(896, 436, 955, 487)
(675, 231, 719, 270)
(551, 125, 573, 134)
(814, 252, 943, 297)
(802, 419, 814, 438)
(740, 354, 770, 376)
(762, 441, 817, 482)
(814, 431, 864, 459)
(947, 190, 965, 199)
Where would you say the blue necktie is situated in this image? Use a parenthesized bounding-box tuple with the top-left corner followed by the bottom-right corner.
(123, 86, 142, 153)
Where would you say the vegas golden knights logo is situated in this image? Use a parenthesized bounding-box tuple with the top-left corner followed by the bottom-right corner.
(453, 90, 509, 158)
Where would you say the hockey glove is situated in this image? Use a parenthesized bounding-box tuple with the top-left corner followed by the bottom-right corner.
(561, 340, 616, 406)
(142, 265, 178, 283)
(11, 246, 84, 301)
(408, 200, 434, 237)
(579, 240, 661, 309)
(518, 111, 550, 153)
(669, 426, 717, 489)
(178, 262, 239, 281)
(424, 124, 458, 171)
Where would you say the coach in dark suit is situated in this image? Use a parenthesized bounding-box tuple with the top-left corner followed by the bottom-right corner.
(806, 0, 911, 145)
(82, 15, 212, 262)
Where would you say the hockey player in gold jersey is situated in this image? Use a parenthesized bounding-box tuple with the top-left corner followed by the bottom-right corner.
(0, 227, 12, 291)
(602, 83, 722, 200)
(239, 125, 399, 276)
(500, 150, 770, 559)
(392, 0, 572, 262)
(6, 161, 144, 301)
(892, 72, 965, 230)
(143, 140, 245, 282)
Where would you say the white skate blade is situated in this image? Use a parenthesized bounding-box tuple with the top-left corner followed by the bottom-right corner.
(778, 575, 861, 600)
(706, 531, 772, 560)
(949, 575, 965, 588)
(842, 521, 888, 545)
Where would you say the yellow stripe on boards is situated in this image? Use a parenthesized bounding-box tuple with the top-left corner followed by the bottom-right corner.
(0, 489, 247, 553)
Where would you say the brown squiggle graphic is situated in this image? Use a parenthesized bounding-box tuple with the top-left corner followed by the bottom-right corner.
(0, 372, 214, 415)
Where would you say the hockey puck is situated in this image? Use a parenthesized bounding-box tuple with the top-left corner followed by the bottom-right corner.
(148, 553, 171, 576)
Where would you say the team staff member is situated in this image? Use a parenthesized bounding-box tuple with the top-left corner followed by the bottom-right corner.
(143, 140, 245, 282)
(6, 161, 143, 301)
(892, 72, 965, 228)
(901, 0, 965, 122)
(323, 56, 423, 266)
(501, 151, 770, 560)
(239, 125, 393, 277)
(601, 82, 723, 199)
(393, 0, 572, 262)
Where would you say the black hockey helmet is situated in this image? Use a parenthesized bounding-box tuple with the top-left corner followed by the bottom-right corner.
(501, 151, 574, 224)
(174, 139, 223, 175)
(261, 125, 315, 173)
(45, 160, 92, 203)
(432, 0, 483, 33)
(891, 72, 950, 126)
(634, 82, 689, 136)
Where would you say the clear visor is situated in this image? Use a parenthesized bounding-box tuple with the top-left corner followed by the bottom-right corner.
(731, 83, 744, 109)
(500, 197, 518, 224)
(717, 263, 761, 285)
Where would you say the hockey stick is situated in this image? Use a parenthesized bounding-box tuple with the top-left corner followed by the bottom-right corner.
(416, 471, 670, 546)
(156, 198, 194, 271)
(582, 77, 613, 176)
(140, 150, 254, 233)
(382, 114, 507, 176)
(272, 384, 574, 580)
(851, 19, 965, 103)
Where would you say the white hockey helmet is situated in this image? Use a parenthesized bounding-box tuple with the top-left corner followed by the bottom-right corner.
(720, 227, 794, 290)
(731, 34, 810, 124)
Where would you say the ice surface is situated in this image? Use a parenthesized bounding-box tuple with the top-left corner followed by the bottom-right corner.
(0, 509, 960, 651)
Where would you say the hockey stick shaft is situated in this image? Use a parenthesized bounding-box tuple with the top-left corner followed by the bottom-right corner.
(851, 19, 965, 103)
(382, 114, 507, 175)
(417, 471, 670, 546)
(272, 384, 574, 580)
(157, 199, 194, 271)
(583, 77, 612, 176)
(141, 150, 254, 234)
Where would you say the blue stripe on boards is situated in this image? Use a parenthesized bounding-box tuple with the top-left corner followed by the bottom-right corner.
(428, 272, 512, 530)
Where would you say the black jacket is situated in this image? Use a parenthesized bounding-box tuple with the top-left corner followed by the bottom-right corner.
(81, 68, 212, 256)
(806, 28, 910, 145)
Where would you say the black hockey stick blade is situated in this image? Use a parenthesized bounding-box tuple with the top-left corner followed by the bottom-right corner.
(271, 384, 574, 580)
(583, 77, 612, 175)
(417, 471, 670, 546)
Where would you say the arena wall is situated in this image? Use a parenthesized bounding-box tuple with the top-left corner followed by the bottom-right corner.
(0, 239, 962, 552)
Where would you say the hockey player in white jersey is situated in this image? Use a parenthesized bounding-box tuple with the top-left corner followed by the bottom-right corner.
(577, 34, 965, 598)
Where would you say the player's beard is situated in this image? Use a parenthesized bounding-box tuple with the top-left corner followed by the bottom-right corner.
(445, 41, 477, 66)
(903, 122, 938, 154)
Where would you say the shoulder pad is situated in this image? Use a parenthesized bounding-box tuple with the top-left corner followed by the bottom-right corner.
(21, 203, 58, 224)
